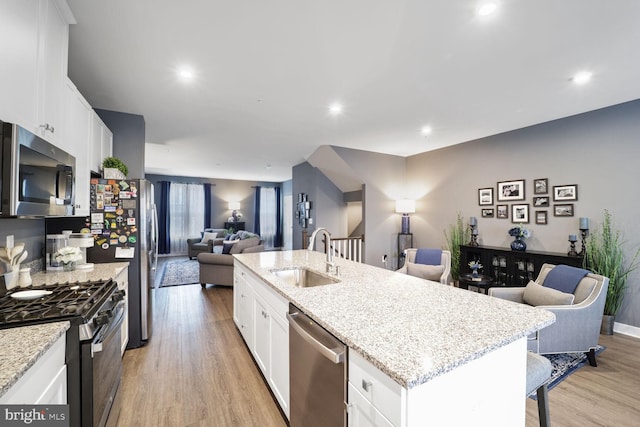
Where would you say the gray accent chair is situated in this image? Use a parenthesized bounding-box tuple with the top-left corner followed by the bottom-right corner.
(187, 228, 227, 259)
(526, 352, 552, 427)
(396, 249, 452, 284)
(197, 237, 264, 288)
(489, 263, 609, 366)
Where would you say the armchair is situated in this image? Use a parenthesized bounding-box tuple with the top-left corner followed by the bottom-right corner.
(396, 248, 451, 284)
(489, 263, 609, 366)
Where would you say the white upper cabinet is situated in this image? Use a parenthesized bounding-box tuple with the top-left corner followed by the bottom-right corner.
(63, 78, 92, 214)
(35, 0, 71, 145)
(91, 114, 112, 173)
(0, 1, 39, 127)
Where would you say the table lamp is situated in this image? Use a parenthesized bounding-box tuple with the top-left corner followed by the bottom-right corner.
(395, 199, 415, 234)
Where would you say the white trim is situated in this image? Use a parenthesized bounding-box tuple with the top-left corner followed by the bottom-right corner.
(613, 321, 640, 338)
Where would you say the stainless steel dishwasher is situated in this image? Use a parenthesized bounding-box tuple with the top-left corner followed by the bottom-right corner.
(287, 303, 347, 427)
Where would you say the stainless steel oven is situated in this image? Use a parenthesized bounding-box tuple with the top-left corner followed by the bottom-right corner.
(81, 297, 124, 427)
(0, 278, 124, 427)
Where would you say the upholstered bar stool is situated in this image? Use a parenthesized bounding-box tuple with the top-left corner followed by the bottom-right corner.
(526, 352, 552, 427)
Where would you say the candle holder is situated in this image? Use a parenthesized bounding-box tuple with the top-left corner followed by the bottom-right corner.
(568, 238, 578, 256)
(578, 228, 588, 256)
(469, 225, 479, 247)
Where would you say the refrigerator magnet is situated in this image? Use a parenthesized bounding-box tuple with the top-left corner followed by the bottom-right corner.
(127, 218, 136, 225)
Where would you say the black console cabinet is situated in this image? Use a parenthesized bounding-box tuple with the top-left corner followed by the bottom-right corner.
(224, 221, 245, 233)
(459, 245, 583, 287)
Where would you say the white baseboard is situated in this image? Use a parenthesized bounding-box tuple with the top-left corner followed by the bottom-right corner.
(613, 321, 640, 339)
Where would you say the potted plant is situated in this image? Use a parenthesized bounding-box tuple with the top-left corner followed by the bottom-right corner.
(444, 212, 470, 283)
(102, 157, 128, 179)
(584, 209, 640, 334)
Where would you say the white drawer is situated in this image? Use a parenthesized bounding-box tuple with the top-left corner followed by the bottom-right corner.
(348, 382, 394, 427)
(349, 350, 402, 426)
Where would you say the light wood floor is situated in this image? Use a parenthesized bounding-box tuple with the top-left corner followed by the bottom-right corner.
(112, 260, 640, 426)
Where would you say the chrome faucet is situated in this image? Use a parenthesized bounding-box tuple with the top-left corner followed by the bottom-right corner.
(308, 227, 335, 274)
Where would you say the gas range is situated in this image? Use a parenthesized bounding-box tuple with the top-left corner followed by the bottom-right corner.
(0, 279, 121, 339)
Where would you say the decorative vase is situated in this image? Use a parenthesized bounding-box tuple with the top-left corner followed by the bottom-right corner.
(511, 237, 527, 251)
(63, 262, 76, 272)
(601, 314, 615, 335)
(471, 268, 479, 278)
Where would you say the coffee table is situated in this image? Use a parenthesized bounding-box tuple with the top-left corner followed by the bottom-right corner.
(458, 274, 495, 294)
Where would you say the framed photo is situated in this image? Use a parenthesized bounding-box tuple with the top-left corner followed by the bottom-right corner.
(478, 188, 493, 206)
(534, 178, 548, 194)
(553, 184, 577, 201)
(511, 203, 529, 223)
(481, 208, 494, 218)
(554, 204, 574, 217)
(533, 196, 549, 207)
(535, 211, 548, 225)
(497, 179, 525, 201)
(496, 205, 508, 219)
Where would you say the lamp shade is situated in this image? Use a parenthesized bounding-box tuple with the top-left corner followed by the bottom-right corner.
(228, 201, 240, 210)
(395, 199, 415, 214)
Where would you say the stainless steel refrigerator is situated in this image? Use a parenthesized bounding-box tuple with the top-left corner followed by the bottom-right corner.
(87, 178, 158, 348)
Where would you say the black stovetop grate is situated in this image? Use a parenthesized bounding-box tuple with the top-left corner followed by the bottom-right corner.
(0, 279, 116, 327)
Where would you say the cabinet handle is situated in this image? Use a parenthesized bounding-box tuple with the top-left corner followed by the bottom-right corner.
(361, 379, 372, 392)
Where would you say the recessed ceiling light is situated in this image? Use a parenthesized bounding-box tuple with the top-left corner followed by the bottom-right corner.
(177, 67, 194, 81)
(421, 126, 433, 136)
(477, 2, 497, 16)
(572, 71, 593, 85)
(328, 102, 343, 115)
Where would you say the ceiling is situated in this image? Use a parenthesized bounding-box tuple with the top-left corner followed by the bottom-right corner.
(66, 0, 640, 183)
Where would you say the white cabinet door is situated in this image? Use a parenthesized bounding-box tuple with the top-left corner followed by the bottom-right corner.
(35, 0, 69, 145)
(90, 114, 104, 172)
(63, 79, 92, 214)
(0, 0, 39, 128)
(233, 274, 254, 346)
(252, 293, 270, 374)
(268, 311, 289, 418)
(102, 124, 113, 159)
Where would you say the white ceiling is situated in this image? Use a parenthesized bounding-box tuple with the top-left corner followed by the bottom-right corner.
(66, 0, 640, 183)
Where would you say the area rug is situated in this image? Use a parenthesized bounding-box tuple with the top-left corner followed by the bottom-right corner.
(528, 345, 605, 399)
(158, 258, 200, 287)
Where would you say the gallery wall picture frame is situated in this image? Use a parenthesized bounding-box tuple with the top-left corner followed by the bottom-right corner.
(554, 204, 575, 217)
(511, 203, 530, 223)
(534, 178, 548, 194)
(478, 188, 493, 205)
(481, 208, 494, 218)
(535, 211, 548, 225)
(533, 196, 549, 207)
(553, 184, 578, 201)
(496, 205, 508, 219)
(497, 179, 525, 201)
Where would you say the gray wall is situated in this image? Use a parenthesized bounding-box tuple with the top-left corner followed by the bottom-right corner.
(96, 109, 146, 179)
(0, 219, 45, 273)
(407, 99, 640, 328)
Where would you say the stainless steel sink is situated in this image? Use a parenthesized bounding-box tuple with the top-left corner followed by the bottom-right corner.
(270, 267, 340, 288)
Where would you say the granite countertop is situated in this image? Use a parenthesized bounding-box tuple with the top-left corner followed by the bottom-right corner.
(28, 262, 130, 286)
(234, 250, 555, 389)
(0, 262, 129, 398)
(0, 321, 70, 397)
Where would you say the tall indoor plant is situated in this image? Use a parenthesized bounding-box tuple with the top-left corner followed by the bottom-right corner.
(584, 209, 640, 334)
(444, 212, 470, 283)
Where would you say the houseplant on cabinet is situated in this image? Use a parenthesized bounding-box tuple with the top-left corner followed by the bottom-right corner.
(584, 209, 640, 334)
(102, 157, 128, 179)
(444, 212, 470, 284)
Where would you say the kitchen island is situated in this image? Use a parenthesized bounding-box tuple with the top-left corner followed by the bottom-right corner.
(234, 250, 555, 426)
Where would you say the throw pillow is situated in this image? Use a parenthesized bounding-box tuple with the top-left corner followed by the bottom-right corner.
(523, 280, 575, 306)
(406, 262, 444, 281)
(200, 231, 218, 244)
(222, 239, 240, 254)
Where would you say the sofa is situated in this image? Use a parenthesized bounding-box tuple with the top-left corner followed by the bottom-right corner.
(187, 228, 228, 259)
(198, 235, 265, 288)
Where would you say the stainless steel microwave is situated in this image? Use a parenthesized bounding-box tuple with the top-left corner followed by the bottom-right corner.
(1, 121, 75, 217)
